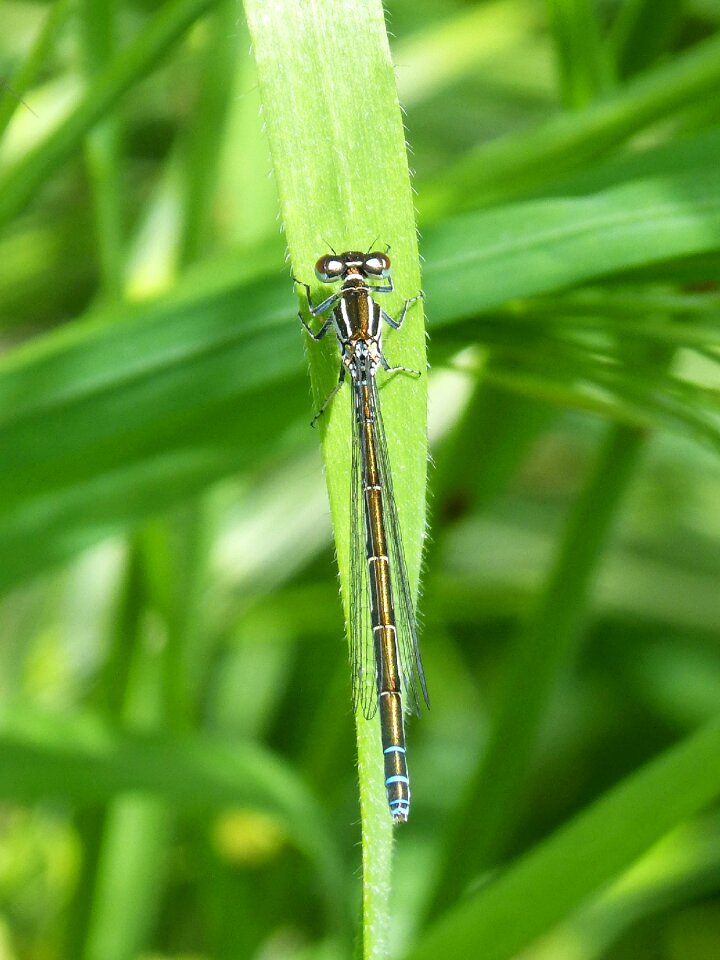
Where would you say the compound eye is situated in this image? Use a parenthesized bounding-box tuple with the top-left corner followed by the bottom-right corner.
(364, 252, 391, 276)
(315, 255, 345, 282)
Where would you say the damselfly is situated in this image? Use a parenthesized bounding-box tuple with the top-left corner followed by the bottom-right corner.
(295, 250, 429, 822)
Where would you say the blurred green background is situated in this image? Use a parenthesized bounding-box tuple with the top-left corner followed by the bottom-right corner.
(2, 0, 720, 958)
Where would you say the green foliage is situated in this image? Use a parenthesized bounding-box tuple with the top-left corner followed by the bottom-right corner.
(1, 1, 720, 959)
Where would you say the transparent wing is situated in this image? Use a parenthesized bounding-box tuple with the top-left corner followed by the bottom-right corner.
(350, 384, 379, 720)
(371, 379, 430, 716)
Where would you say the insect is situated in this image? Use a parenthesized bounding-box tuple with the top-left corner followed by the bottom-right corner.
(295, 249, 429, 822)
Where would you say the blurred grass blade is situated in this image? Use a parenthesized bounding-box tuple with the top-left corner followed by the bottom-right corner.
(420, 29, 720, 214)
(522, 817, 720, 960)
(0, 705, 345, 920)
(427, 422, 646, 917)
(423, 165, 720, 322)
(177, 0, 239, 266)
(408, 714, 720, 960)
(0, 272, 299, 593)
(0, 0, 217, 228)
(80, 0, 125, 298)
(0, 0, 74, 139)
(243, 2, 426, 954)
(489, 357, 720, 453)
(611, 0, 683, 79)
(63, 541, 148, 960)
(546, 0, 612, 107)
(394, 0, 543, 106)
(536, 124, 720, 198)
(82, 797, 171, 960)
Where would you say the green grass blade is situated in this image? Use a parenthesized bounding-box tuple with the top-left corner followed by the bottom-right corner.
(422, 165, 720, 321)
(0, 273, 298, 593)
(81, 797, 171, 960)
(0, 0, 74, 140)
(78, 558, 172, 960)
(526, 817, 720, 960)
(243, 3, 426, 954)
(546, 0, 612, 107)
(0, 706, 345, 922)
(407, 714, 720, 960)
(393, 0, 544, 107)
(427, 422, 646, 917)
(62, 543, 146, 960)
(420, 29, 720, 214)
(610, 0, 683, 78)
(0, 0, 218, 228)
(486, 353, 720, 454)
(534, 124, 720, 198)
(177, 0, 238, 266)
(80, 0, 125, 298)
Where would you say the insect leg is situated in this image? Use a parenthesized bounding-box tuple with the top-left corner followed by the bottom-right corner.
(299, 311, 334, 341)
(379, 355, 421, 378)
(311, 364, 347, 427)
(368, 277, 394, 295)
(293, 277, 340, 316)
(381, 291, 424, 330)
